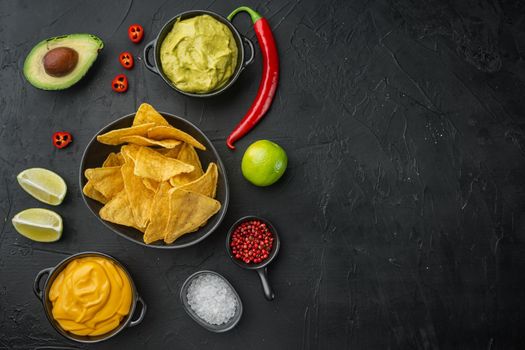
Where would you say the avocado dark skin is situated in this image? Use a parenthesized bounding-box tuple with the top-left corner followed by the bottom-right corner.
(43, 47, 79, 77)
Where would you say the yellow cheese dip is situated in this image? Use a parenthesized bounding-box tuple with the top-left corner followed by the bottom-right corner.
(160, 14, 238, 93)
(49, 257, 132, 336)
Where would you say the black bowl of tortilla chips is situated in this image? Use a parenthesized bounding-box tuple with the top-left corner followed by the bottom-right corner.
(80, 103, 229, 249)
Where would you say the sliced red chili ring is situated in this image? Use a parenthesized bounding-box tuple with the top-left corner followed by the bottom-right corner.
(128, 24, 144, 43)
(111, 74, 128, 93)
(53, 131, 73, 149)
(119, 51, 134, 69)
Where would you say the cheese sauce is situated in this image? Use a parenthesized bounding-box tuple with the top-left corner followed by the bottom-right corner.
(49, 256, 132, 336)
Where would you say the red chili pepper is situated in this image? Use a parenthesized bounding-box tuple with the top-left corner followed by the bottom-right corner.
(52, 132, 72, 149)
(111, 74, 128, 93)
(119, 51, 134, 69)
(128, 24, 144, 43)
(226, 7, 279, 150)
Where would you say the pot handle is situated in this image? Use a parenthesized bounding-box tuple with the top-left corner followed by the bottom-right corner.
(256, 267, 274, 301)
(33, 267, 53, 301)
(128, 296, 147, 327)
(143, 40, 159, 75)
(241, 36, 255, 69)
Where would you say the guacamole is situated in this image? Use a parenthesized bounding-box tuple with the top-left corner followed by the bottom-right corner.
(160, 15, 238, 94)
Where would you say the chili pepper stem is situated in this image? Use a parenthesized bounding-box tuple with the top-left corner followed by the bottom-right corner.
(227, 6, 262, 23)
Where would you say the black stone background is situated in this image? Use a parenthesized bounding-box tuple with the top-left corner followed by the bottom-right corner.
(1, 0, 525, 349)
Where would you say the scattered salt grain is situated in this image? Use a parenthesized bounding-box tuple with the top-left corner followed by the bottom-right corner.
(186, 273, 238, 325)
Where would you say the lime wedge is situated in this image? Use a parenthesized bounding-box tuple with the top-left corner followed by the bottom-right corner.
(12, 208, 63, 242)
(17, 168, 67, 206)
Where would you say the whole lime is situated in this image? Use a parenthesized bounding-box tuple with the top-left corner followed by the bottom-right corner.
(241, 140, 288, 186)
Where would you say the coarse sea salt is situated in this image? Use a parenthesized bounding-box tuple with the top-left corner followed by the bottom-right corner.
(186, 273, 238, 325)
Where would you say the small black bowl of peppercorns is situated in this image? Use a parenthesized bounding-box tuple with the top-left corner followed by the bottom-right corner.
(225, 216, 280, 301)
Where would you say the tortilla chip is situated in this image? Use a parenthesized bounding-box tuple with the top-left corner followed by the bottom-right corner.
(142, 178, 160, 192)
(120, 135, 181, 149)
(121, 144, 141, 162)
(84, 166, 123, 200)
(132, 103, 170, 127)
(143, 182, 171, 244)
(102, 152, 124, 167)
(177, 163, 218, 198)
(82, 181, 108, 204)
(121, 160, 154, 229)
(157, 145, 182, 158)
(169, 143, 204, 186)
(134, 147, 194, 182)
(100, 190, 141, 231)
(147, 126, 206, 150)
(97, 123, 155, 146)
(163, 189, 221, 244)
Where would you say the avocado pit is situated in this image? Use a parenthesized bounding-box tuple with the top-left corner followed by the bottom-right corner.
(43, 47, 79, 77)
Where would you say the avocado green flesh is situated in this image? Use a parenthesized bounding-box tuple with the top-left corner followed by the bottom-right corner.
(160, 15, 238, 94)
(23, 34, 103, 90)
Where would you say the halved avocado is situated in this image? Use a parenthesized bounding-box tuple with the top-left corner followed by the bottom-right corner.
(23, 34, 104, 90)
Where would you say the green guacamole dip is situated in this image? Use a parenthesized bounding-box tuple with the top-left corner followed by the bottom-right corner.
(160, 15, 238, 94)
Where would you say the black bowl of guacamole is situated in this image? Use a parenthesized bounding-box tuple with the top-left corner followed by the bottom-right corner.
(143, 10, 255, 97)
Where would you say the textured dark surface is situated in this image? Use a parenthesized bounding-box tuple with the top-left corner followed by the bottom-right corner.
(1, 0, 525, 349)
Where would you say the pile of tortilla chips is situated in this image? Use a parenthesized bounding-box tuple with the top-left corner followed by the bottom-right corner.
(83, 103, 221, 244)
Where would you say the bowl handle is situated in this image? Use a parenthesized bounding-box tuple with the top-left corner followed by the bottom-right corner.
(241, 36, 255, 69)
(129, 296, 147, 327)
(143, 40, 159, 75)
(33, 267, 53, 301)
(256, 267, 275, 301)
